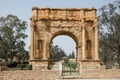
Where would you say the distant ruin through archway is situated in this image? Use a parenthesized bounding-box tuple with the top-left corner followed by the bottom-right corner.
(30, 7, 100, 70)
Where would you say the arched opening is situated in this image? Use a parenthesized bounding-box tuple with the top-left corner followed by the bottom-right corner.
(48, 31, 78, 70)
(52, 35, 76, 57)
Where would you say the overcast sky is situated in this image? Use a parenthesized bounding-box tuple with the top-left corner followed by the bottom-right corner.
(0, 0, 114, 55)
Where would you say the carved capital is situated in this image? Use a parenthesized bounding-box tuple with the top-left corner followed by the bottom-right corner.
(94, 19, 98, 27)
(92, 19, 98, 32)
(30, 18, 37, 28)
(76, 45, 82, 49)
(81, 26, 86, 32)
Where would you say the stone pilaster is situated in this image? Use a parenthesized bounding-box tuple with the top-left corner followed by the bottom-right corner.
(30, 24, 34, 60)
(82, 19, 86, 60)
(94, 20, 99, 60)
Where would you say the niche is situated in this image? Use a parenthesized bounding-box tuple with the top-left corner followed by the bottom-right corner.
(86, 40, 92, 59)
(36, 40, 43, 59)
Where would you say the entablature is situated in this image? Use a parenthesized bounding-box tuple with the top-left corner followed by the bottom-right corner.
(31, 7, 97, 21)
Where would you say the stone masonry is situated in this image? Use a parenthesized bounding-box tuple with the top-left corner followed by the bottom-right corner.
(29, 7, 100, 70)
(0, 68, 120, 80)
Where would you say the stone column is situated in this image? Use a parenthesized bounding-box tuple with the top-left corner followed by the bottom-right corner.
(94, 20, 99, 60)
(82, 25, 86, 60)
(30, 25, 34, 60)
(81, 18, 86, 60)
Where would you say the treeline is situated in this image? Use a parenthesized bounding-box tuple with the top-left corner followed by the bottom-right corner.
(50, 42, 75, 62)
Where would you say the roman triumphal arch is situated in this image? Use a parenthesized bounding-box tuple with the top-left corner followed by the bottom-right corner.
(30, 7, 100, 70)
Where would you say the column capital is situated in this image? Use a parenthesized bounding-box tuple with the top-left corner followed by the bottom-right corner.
(30, 22, 37, 28)
(76, 45, 82, 49)
(30, 19, 38, 28)
(94, 19, 98, 27)
(92, 23, 98, 32)
(81, 26, 86, 31)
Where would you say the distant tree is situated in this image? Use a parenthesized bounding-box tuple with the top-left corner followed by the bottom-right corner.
(68, 54, 72, 59)
(98, 0, 120, 66)
(50, 42, 67, 62)
(68, 51, 75, 58)
(0, 15, 28, 62)
(71, 51, 75, 58)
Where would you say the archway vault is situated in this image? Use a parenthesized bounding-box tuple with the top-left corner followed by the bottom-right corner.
(30, 7, 100, 70)
(49, 31, 78, 46)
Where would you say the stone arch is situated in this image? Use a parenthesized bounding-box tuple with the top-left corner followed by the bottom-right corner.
(48, 31, 78, 69)
(49, 31, 78, 46)
(30, 7, 100, 70)
(48, 31, 78, 58)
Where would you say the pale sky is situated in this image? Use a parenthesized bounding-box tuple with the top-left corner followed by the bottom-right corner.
(0, 0, 114, 55)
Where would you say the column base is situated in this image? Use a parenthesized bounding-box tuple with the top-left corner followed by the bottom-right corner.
(81, 59, 100, 69)
(29, 59, 48, 70)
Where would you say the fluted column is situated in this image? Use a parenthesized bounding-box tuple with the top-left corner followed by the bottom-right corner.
(94, 20, 99, 60)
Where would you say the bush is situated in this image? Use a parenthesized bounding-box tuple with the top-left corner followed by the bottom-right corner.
(71, 62, 77, 69)
(68, 62, 77, 69)
(7, 62, 18, 68)
(25, 65, 32, 70)
(63, 61, 77, 69)
(17, 64, 26, 70)
(29, 65, 32, 70)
